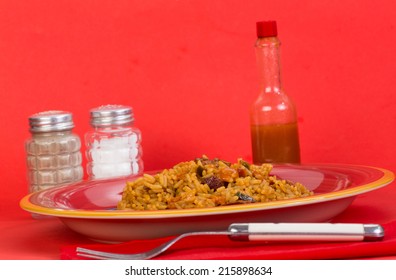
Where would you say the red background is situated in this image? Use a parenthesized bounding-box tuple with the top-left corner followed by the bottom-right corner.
(1, 1, 395, 222)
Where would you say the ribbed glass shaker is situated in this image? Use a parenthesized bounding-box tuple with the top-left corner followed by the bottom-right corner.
(85, 105, 143, 180)
(25, 110, 83, 193)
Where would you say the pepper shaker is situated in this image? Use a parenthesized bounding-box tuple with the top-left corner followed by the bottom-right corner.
(25, 111, 83, 193)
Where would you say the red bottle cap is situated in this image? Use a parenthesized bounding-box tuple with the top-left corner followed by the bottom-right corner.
(256, 21, 277, 38)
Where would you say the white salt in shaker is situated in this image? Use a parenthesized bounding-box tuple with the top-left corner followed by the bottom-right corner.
(85, 105, 143, 180)
(25, 111, 83, 193)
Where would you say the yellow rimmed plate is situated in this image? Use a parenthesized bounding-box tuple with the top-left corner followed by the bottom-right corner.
(20, 164, 394, 243)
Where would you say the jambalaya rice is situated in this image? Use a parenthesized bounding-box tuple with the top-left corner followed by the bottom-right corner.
(117, 156, 313, 210)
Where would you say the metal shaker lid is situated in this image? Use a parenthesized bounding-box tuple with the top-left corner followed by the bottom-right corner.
(29, 110, 75, 133)
(89, 105, 134, 127)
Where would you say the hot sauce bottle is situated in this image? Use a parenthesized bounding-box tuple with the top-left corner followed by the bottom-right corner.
(250, 21, 301, 164)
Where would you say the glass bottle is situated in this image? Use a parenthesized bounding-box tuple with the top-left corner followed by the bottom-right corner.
(85, 105, 143, 180)
(250, 20, 301, 164)
(25, 111, 83, 193)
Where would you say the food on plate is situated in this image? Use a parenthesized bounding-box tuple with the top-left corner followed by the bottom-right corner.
(117, 156, 313, 210)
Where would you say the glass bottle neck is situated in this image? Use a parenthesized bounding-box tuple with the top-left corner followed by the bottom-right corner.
(255, 36, 282, 94)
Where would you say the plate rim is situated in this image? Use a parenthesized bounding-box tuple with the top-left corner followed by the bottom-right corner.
(19, 164, 395, 219)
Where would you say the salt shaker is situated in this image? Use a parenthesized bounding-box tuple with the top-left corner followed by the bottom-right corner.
(25, 111, 83, 193)
(85, 105, 143, 180)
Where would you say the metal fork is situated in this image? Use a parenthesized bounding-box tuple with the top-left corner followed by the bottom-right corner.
(76, 223, 384, 260)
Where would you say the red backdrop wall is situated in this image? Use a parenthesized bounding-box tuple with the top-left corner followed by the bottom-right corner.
(1, 0, 395, 217)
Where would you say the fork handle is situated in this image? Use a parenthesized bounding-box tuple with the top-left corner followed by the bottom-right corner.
(228, 223, 384, 242)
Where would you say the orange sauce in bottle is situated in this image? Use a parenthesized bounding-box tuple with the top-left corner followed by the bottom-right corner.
(251, 122, 300, 164)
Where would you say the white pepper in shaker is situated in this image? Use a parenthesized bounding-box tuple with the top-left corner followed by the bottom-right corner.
(25, 111, 83, 193)
(85, 105, 143, 180)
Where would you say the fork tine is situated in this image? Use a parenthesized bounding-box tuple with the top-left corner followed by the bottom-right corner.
(76, 233, 189, 260)
(76, 231, 229, 260)
(76, 247, 145, 260)
(76, 248, 113, 260)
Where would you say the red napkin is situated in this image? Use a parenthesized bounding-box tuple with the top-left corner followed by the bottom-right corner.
(61, 221, 396, 260)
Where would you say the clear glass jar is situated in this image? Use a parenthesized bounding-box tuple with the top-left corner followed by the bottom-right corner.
(85, 105, 143, 180)
(25, 111, 83, 193)
(250, 21, 301, 164)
